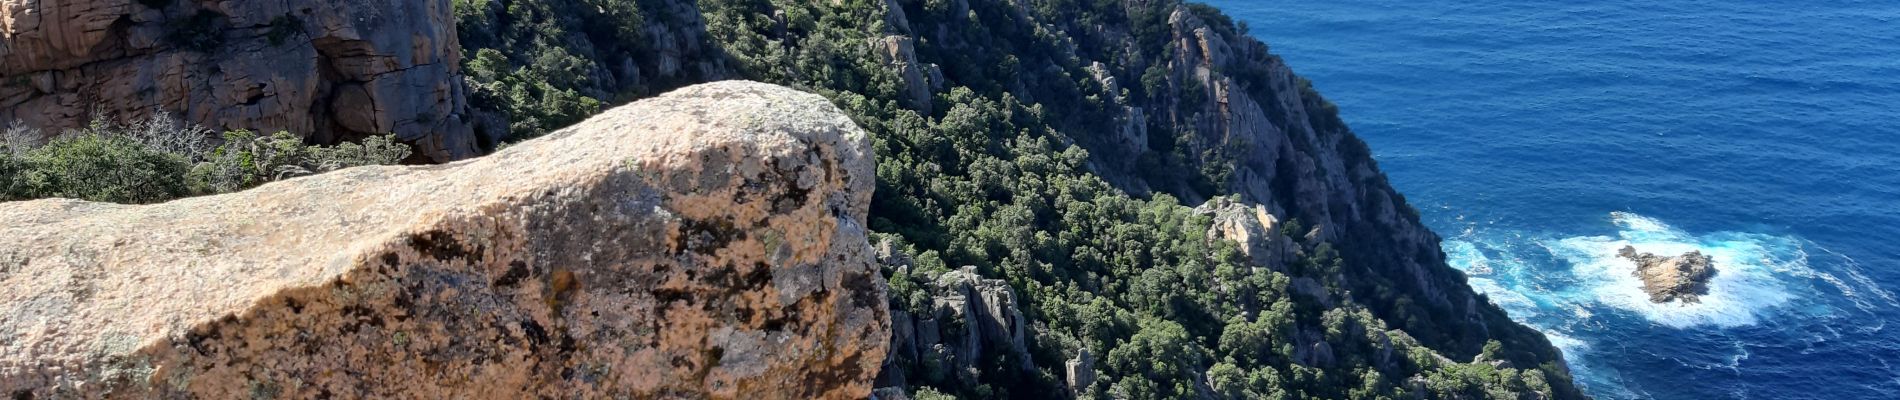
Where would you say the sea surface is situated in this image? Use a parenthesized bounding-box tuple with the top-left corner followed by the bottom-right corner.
(1205, 1, 1900, 398)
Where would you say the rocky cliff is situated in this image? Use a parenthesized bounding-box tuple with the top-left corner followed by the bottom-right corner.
(1134, 4, 1554, 366)
(448, 0, 1586, 398)
(0, 81, 887, 398)
(0, 0, 1586, 396)
(0, 0, 479, 161)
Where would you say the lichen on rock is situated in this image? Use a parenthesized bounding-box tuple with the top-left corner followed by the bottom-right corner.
(0, 81, 888, 399)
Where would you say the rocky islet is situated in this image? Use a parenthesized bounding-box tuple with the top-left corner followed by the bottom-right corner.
(1618, 245, 1718, 304)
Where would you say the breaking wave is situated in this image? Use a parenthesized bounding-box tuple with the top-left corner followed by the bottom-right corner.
(1545, 212, 1807, 328)
(1439, 212, 1900, 397)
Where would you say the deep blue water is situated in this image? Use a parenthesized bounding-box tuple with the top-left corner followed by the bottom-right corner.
(1205, 1, 1900, 398)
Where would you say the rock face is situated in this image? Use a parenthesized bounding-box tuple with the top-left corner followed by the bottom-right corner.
(1618, 246, 1717, 303)
(0, 0, 479, 161)
(0, 81, 888, 398)
(927, 266, 1031, 372)
(874, 257, 1033, 391)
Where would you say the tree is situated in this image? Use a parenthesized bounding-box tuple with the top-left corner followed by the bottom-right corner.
(1106, 319, 1207, 399)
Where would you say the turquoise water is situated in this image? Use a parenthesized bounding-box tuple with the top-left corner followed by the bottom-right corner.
(1206, 1, 1900, 398)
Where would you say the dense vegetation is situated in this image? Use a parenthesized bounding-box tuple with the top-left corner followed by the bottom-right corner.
(0, 114, 409, 203)
(453, 0, 1582, 398)
(0, 0, 1581, 398)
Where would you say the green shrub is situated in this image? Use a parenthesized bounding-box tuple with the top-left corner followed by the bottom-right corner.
(187, 130, 411, 194)
(454, 0, 634, 141)
(911, 387, 957, 400)
(0, 152, 30, 201)
(2, 115, 413, 203)
(13, 134, 192, 204)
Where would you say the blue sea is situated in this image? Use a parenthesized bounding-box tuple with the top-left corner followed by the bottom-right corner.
(1205, 1, 1900, 398)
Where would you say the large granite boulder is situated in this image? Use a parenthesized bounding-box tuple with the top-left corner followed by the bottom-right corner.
(1618, 246, 1718, 303)
(0, 0, 480, 161)
(0, 81, 888, 398)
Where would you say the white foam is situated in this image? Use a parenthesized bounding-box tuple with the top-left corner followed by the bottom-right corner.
(1444, 240, 1495, 275)
(1542, 330, 1589, 354)
(1438, 213, 1851, 398)
(1610, 211, 1677, 239)
(1445, 239, 1547, 320)
(1811, 242, 1900, 308)
(1470, 277, 1542, 318)
(1546, 213, 1807, 328)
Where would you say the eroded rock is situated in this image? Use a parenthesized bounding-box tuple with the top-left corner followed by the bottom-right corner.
(1618, 246, 1717, 304)
(0, 81, 888, 399)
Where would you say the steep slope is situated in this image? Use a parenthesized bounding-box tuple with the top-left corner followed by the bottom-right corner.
(0, 0, 479, 161)
(1143, 4, 1562, 370)
(0, 81, 886, 398)
(453, 0, 1582, 398)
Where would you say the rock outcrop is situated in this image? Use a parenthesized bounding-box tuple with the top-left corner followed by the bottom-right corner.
(869, 34, 937, 115)
(0, 81, 888, 398)
(1195, 196, 1298, 271)
(926, 266, 1031, 372)
(874, 256, 1033, 391)
(1064, 348, 1095, 394)
(0, 0, 479, 161)
(1618, 246, 1717, 303)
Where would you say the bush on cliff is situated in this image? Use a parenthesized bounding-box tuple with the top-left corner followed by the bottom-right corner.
(188, 130, 412, 194)
(0, 114, 411, 204)
(0, 134, 191, 204)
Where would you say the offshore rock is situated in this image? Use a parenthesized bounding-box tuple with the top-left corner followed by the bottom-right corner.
(1618, 246, 1717, 303)
(0, 0, 477, 161)
(0, 81, 888, 399)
